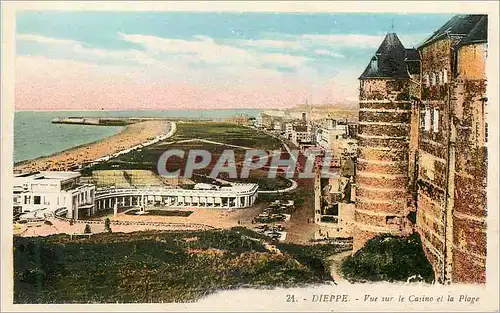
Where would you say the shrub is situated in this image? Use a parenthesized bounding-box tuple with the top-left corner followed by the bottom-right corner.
(104, 218, 112, 233)
(84, 224, 92, 234)
(340, 233, 434, 283)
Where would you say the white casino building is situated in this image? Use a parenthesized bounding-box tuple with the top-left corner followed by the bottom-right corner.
(13, 171, 95, 219)
(13, 171, 259, 220)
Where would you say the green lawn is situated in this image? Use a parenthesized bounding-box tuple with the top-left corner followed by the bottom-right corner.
(170, 122, 283, 150)
(14, 227, 344, 304)
(85, 122, 282, 173)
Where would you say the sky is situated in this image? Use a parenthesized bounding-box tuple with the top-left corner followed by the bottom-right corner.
(15, 11, 455, 111)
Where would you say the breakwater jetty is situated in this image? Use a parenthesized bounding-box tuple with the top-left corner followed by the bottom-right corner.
(52, 116, 214, 126)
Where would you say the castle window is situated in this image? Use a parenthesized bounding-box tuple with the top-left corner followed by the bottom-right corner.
(420, 110, 426, 129)
(437, 72, 443, 85)
(423, 74, 429, 87)
(485, 123, 489, 143)
(424, 108, 431, 131)
(370, 56, 378, 71)
(433, 108, 439, 132)
(443, 69, 448, 84)
(431, 72, 436, 86)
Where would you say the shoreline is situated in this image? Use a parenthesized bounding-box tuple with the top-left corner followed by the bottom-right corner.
(14, 120, 173, 173)
(13, 126, 126, 167)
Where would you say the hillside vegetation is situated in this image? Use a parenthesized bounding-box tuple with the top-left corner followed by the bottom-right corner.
(14, 228, 344, 303)
(340, 233, 435, 284)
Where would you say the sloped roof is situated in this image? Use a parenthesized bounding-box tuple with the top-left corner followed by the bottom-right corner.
(405, 48, 420, 61)
(419, 14, 486, 48)
(459, 15, 488, 46)
(359, 33, 410, 79)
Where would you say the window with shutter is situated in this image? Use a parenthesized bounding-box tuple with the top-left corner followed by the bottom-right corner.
(425, 109, 431, 131)
(424, 74, 429, 87)
(433, 108, 439, 132)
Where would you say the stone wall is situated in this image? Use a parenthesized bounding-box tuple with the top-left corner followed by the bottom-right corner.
(416, 38, 488, 284)
(416, 38, 454, 283)
(451, 42, 487, 283)
(354, 78, 412, 251)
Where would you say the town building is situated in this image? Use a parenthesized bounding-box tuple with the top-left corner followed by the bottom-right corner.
(347, 123, 359, 139)
(256, 112, 274, 129)
(291, 124, 312, 147)
(353, 14, 488, 284)
(14, 171, 95, 220)
(315, 119, 349, 151)
(314, 171, 355, 239)
(284, 122, 294, 139)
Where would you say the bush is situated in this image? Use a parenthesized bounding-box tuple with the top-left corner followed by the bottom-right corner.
(104, 218, 112, 233)
(340, 233, 435, 283)
(84, 224, 92, 234)
(407, 211, 417, 224)
(295, 198, 305, 206)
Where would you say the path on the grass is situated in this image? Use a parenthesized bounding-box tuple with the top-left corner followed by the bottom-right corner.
(327, 250, 352, 283)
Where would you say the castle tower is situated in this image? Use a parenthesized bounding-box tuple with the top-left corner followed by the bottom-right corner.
(353, 33, 414, 251)
(450, 14, 488, 284)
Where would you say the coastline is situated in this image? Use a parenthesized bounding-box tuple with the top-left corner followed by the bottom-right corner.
(14, 126, 125, 167)
(14, 120, 172, 173)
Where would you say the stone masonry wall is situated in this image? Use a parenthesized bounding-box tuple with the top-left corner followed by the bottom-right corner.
(451, 42, 487, 283)
(354, 78, 412, 251)
(416, 38, 454, 282)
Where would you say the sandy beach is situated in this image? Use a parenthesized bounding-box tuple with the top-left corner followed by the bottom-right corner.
(14, 120, 170, 172)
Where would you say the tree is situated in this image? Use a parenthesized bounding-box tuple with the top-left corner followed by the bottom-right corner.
(84, 224, 92, 234)
(105, 218, 112, 233)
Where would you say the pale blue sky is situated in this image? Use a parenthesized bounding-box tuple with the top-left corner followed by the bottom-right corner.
(15, 12, 455, 110)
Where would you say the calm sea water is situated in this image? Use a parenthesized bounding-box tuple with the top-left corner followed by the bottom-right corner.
(14, 109, 261, 163)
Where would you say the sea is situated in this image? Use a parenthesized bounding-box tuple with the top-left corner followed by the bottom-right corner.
(14, 109, 261, 163)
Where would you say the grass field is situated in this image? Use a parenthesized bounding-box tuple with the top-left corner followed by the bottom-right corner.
(169, 122, 283, 150)
(85, 122, 283, 174)
(14, 228, 344, 303)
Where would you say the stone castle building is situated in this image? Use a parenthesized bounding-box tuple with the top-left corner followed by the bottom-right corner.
(354, 33, 418, 251)
(354, 14, 488, 284)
